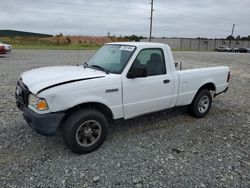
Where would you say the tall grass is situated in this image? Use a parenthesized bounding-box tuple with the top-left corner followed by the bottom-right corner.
(1, 36, 103, 50)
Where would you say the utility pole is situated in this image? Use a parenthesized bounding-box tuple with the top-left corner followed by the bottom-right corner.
(229, 24, 235, 48)
(149, 0, 154, 42)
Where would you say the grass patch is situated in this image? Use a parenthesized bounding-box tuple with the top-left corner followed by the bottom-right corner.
(12, 43, 101, 50)
(1, 36, 103, 50)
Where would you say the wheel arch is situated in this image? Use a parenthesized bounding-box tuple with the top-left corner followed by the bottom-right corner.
(62, 102, 114, 124)
(197, 82, 216, 93)
(191, 82, 216, 104)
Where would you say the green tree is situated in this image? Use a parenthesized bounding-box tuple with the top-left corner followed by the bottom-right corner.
(226, 35, 234, 40)
(124, 35, 144, 42)
(236, 35, 241, 40)
(66, 37, 71, 44)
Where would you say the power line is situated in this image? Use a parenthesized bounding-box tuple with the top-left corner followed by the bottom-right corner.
(2, 1, 249, 37)
(154, 8, 250, 27)
(4, 1, 249, 27)
(0, 7, 148, 21)
(32, 0, 149, 11)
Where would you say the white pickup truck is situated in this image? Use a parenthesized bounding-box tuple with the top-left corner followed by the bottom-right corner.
(15, 42, 230, 154)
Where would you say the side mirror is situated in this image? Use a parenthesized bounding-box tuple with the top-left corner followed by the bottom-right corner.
(127, 67, 147, 78)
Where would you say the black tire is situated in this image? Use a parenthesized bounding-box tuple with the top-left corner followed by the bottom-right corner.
(188, 89, 212, 118)
(62, 108, 108, 154)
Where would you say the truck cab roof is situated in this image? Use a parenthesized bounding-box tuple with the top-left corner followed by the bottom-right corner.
(107, 42, 170, 49)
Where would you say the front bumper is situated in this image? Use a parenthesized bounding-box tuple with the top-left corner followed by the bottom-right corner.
(0, 49, 6, 54)
(15, 79, 65, 136)
(22, 107, 65, 136)
(5, 49, 11, 53)
(4, 45, 11, 52)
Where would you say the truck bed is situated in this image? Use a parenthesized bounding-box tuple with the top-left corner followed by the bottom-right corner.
(176, 66, 229, 106)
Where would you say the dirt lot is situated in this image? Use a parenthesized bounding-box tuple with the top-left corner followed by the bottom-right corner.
(0, 50, 249, 188)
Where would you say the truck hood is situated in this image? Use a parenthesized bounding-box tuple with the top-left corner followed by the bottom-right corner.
(21, 66, 106, 94)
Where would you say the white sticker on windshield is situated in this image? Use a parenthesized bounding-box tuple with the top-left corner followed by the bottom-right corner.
(120, 46, 135, 51)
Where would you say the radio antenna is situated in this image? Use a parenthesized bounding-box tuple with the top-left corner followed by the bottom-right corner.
(77, 25, 82, 65)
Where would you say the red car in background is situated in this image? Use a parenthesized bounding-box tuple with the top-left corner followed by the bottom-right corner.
(0, 45, 6, 55)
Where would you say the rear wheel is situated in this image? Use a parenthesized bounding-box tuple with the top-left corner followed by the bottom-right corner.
(188, 89, 212, 118)
(62, 108, 108, 154)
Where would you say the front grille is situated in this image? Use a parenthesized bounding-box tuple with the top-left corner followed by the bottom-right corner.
(15, 79, 30, 110)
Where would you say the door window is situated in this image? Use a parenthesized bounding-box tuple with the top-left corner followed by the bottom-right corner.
(131, 49, 166, 76)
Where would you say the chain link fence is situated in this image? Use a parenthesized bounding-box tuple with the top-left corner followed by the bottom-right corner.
(141, 38, 250, 51)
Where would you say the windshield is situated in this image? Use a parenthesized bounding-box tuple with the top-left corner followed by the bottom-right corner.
(87, 44, 136, 74)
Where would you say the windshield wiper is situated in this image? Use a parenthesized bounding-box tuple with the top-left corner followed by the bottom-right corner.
(90, 65, 109, 74)
(83, 62, 89, 68)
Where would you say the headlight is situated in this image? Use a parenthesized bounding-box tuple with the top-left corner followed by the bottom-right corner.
(28, 94, 48, 111)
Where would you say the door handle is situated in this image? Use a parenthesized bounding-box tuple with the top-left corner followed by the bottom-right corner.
(163, 79, 171, 84)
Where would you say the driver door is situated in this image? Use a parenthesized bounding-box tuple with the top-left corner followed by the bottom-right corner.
(122, 48, 174, 119)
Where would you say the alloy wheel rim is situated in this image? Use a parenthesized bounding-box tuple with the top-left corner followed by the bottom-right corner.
(198, 95, 209, 113)
(76, 120, 101, 147)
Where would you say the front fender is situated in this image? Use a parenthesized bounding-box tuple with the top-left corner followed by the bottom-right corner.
(38, 85, 124, 119)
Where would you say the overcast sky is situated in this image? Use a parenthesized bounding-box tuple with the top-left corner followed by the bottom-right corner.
(1, 0, 250, 38)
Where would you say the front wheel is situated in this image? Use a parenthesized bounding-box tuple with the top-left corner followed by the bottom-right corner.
(188, 89, 212, 118)
(62, 109, 108, 154)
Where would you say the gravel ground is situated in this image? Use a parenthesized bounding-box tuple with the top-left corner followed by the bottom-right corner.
(0, 50, 249, 188)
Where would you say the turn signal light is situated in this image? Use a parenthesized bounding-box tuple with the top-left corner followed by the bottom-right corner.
(37, 99, 48, 111)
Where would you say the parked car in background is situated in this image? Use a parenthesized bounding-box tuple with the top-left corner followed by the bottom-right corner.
(214, 46, 233, 52)
(0, 42, 12, 53)
(238, 48, 249, 53)
(0, 45, 6, 55)
(233, 48, 239, 52)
